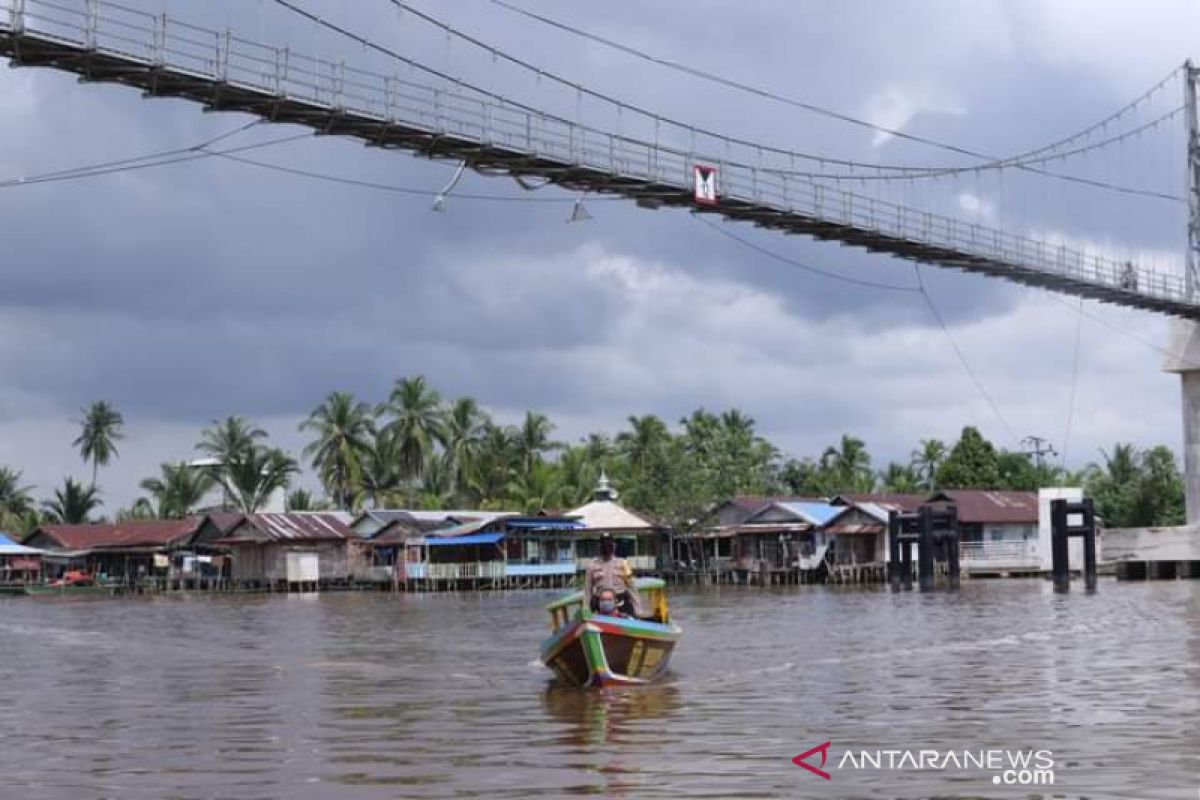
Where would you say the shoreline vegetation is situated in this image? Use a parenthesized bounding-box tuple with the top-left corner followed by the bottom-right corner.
(0, 376, 1186, 539)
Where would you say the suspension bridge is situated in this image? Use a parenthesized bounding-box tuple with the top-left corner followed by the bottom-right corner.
(7, 0, 1200, 527)
(0, 0, 1197, 319)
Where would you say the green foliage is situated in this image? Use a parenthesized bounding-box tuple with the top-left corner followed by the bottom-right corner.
(936, 426, 1001, 489)
(383, 376, 445, 481)
(300, 391, 375, 510)
(32, 375, 1188, 529)
(1084, 443, 1185, 528)
(137, 462, 215, 518)
(0, 467, 35, 532)
(74, 400, 124, 486)
(286, 488, 330, 512)
(213, 444, 298, 514)
(42, 477, 102, 524)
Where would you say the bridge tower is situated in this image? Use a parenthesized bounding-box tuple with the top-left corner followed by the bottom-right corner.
(1167, 60, 1200, 523)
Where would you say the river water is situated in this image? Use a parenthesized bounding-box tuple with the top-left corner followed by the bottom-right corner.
(0, 579, 1196, 799)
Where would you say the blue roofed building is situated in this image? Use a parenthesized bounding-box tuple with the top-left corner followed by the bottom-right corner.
(729, 500, 845, 584)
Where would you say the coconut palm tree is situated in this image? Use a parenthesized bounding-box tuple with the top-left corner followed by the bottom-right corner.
(42, 477, 102, 524)
(383, 376, 445, 481)
(556, 446, 598, 507)
(300, 391, 375, 510)
(515, 411, 560, 478)
(475, 422, 518, 506)
(0, 467, 34, 518)
(417, 452, 456, 510)
(617, 415, 670, 474)
(215, 445, 298, 514)
(443, 397, 488, 502)
(911, 439, 947, 490)
(506, 462, 564, 514)
(820, 434, 874, 493)
(197, 416, 268, 464)
(879, 462, 922, 493)
(138, 462, 215, 518)
(196, 416, 270, 510)
(74, 401, 124, 486)
(286, 488, 330, 512)
(361, 430, 405, 508)
(117, 498, 156, 522)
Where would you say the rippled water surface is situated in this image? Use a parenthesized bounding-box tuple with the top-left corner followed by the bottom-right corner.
(1, 580, 1197, 799)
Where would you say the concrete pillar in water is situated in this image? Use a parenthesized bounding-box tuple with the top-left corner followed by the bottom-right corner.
(1175, 64, 1200, 522)
(1164, 320, 1200, 523)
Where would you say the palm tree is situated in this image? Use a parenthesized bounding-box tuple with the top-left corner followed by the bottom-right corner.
(557, 446, 598, 507)
(417, 452, 456, 510)
(820, 434, 874, 493)
(1097, 443, 1140, 484)
(443, 397, 487, 501)
(383, 376, 445, 481)
(515, 411, 561, 477)
(582, 433, 613, 466)
(475, 422, 518, 506)
(215, 446, 299, 513)
(74, 401, 124, 486)
(361, 431, 405, 508)
(911, 439, 947, 490)
(286, 488, 330, 512)
(138, 462, 215, 518)
(300, 391, 375, 510)
(117, 498, 156, 521)
(42, 477, 102, 524)
(197, 416, 268, 464)
(879, 462, 922, 493)
(0, 467, 34, 518)
(617, 415, 670, 474)
(506, 462, 564, 514)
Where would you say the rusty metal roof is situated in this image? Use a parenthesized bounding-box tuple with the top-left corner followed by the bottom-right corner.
(927, 491, 1038, 524)
(31, 518, 204, 550)
(831, 493, 929, 512)
(230, 513, 356, 542)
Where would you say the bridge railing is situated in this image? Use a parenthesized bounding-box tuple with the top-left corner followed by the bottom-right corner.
(2, 0, 1189, 307)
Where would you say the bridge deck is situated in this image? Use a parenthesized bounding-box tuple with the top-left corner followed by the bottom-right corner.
(1, 0, 1196, 319)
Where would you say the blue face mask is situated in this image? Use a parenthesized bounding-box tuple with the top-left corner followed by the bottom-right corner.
(598, 600, 617, 614)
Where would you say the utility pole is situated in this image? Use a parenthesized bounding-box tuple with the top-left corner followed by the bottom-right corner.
(1020, 436, 1057, 472)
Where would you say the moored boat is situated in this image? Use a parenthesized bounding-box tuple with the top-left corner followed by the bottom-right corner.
(19, 571, 121, 597)
(540, 577, 682, 687)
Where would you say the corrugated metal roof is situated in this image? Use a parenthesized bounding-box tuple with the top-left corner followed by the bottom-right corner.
(0, 533, 42, 555)
(825, 522, 886, 535)
(928, 491, 1038, 524)
(425, 532, 504, 547)
(832, 493, 929, 512)
(775, 502, 842, 526)
(427, 519, 494, 538)
(234, 513, 356, 542)
(505, 518, 582, 530)
(31, 519, 203, 550)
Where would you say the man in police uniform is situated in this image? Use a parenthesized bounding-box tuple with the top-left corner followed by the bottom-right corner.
(584, 531, 642, 617)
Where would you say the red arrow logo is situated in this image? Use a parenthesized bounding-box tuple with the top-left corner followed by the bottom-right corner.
(792, 741, 832, 780)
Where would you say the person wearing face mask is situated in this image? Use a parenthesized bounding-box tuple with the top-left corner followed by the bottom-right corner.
(584, 531, 643, 617)
(594, 587, 625, 617)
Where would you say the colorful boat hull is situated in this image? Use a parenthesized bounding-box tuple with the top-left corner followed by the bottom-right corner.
(540, 612, 682, 687)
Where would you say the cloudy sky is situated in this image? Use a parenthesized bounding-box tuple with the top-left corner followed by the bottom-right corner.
(1, 0, 1198, 510)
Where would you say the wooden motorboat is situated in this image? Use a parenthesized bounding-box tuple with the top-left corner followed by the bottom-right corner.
(22, 571, 120, 596)
(540, 577, 682, 688)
